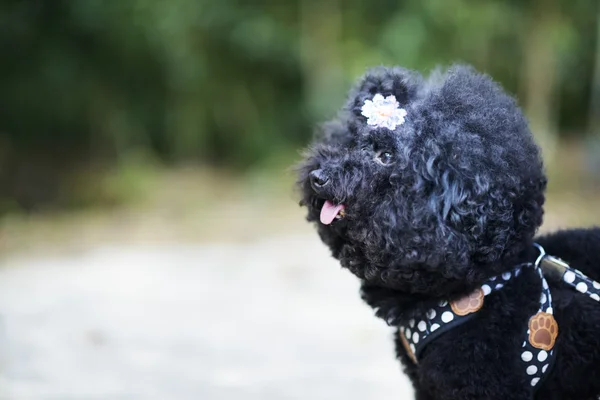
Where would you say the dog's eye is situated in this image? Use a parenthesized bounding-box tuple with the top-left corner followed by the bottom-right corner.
(375, 151, 394, 165)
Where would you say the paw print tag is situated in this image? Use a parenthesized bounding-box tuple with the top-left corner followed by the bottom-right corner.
(450, 288, 485, 316)
(528, 312, 558, 351)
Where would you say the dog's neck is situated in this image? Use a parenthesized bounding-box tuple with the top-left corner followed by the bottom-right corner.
(360, 243, 540, 325)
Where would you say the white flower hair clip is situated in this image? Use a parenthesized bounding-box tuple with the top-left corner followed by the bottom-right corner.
(360, 94, 407, 130)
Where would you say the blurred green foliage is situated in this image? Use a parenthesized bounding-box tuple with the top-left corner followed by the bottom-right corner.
(0, 0, 598, 211)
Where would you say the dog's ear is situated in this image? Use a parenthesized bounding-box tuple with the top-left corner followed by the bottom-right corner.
(346, 66, 422, 117)
(419, 64, 545, 266)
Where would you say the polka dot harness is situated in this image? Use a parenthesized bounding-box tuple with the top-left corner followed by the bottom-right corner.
(398, 243, 600, 393)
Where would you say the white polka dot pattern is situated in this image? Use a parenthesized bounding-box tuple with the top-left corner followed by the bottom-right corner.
(526, 365, 537, 375)
(537, 351, 547, 362)
(519, 261, 555, 389)
(399, 259, 558, 391)
(441, 311, 454, 323)
(576, 282, 588, 293)
(399, 264, 525, 362)
(396, 243, 600, 394)
(564, 270, 576, 283)
(560, 265, 600, 304)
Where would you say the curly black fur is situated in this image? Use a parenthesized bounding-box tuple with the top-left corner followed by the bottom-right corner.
(297, 65, 600, 399)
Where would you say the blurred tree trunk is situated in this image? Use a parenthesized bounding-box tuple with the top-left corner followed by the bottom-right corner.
(521, 0, 561, 165)
(589, 9, 600, 135)
(300, 0, 344, 120)
(586, 9, 600, 183)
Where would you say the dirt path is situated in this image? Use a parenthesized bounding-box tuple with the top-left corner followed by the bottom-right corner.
(0, 235, 413, 399)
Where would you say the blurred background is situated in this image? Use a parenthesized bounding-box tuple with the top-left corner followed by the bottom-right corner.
(0, 1, 599, 399)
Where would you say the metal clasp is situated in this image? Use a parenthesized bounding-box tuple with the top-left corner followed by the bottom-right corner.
(534, 243, 569, 280)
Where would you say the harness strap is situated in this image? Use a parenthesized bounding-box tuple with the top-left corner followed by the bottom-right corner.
(536, 243, 600, 302)
(399, 263, 527, 361)
(398, 244, 589, 393)
(398, 244, 600, 395)
(521, 251, 556, 389)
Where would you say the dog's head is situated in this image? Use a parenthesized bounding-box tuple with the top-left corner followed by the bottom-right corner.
(297, 65, 547, 296)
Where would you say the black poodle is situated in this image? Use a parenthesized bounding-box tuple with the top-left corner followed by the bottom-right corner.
(297, 64, 600, 399)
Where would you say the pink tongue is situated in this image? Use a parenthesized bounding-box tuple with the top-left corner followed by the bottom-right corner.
(320, 200, 345, 225)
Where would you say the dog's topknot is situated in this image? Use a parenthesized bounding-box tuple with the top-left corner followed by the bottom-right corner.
(298, 65, 547, 297)
(345, 66, 423, 115)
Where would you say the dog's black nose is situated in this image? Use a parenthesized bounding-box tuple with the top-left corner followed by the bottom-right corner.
(310, 169, 330, 191)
